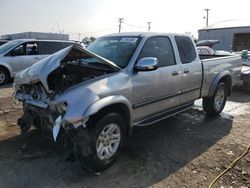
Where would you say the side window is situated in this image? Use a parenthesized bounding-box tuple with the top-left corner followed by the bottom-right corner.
(197, 49, 202, 55)
(175, 36, 196, 64)
(9, 44, 25, 56)
(138, 36, 176, 67)
(39, 42, 71, 55)
(8, 42, 38, 56)
(26, 42, 38, 55)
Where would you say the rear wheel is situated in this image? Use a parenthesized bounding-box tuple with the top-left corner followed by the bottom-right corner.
(74, 112, 126, 174)
(0, 67, 10, 86)
(203, 82, 228, 116)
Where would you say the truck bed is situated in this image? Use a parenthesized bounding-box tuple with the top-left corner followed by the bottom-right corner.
(200, 54, 242, 98)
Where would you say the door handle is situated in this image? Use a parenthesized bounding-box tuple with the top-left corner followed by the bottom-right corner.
(184, 69, 189, 74)
(172, 71, 179, 76)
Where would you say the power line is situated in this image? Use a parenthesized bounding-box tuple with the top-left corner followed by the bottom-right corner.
(123, 22, 144, 29)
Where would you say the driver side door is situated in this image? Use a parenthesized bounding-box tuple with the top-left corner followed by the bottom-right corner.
(131, 36, 182, 122)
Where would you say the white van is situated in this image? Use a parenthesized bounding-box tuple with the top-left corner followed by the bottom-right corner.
(0, 39, 77, 85)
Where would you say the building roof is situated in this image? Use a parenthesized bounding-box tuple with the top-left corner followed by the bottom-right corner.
(1, 31, 69, 40)
(199, 19, 250, 31)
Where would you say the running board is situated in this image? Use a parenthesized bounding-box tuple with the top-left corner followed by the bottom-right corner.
(133, 102, 194, 127)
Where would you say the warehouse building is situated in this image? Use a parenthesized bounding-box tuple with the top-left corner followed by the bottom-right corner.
(198, 19, 250, 51)
(1, 32, 69, 41)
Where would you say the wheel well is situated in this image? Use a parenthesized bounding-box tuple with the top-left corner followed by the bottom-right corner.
(88, 103, 131, 132)
(0, 65, 11, 78)
(220, 75, 232, 96)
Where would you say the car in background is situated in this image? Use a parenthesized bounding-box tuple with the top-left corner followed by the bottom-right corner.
(0, 39, 79, 85)
(196, 39, 219, 48)
(197, 46, 233, 60)
(0, 40, 8, 46)
(197, 46, 215, 55)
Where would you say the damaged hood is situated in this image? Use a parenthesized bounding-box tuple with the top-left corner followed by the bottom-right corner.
(14, 45, 121, 92)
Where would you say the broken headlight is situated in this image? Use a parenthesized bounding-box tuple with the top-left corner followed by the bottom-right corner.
(55, 102, 67, 115)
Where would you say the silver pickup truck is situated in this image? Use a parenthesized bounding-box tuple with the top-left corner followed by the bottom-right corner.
(14, 32, 242, 173)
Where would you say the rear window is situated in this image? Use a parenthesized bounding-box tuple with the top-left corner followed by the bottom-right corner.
(175, 36, 196, 64)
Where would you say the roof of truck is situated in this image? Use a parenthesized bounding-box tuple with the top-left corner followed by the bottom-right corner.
(101, 32, 187, 38)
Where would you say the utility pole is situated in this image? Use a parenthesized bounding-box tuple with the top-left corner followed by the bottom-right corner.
(118, 18, 124, 33)
(204, 9, 210, 27)
(147, 22, 152, 31)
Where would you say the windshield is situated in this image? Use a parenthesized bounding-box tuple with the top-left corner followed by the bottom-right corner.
(87, 36, 141, 68)
(0, 40, 21, 54)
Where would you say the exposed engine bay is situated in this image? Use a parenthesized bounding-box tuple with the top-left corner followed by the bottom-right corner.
(47, 62, 114, 93)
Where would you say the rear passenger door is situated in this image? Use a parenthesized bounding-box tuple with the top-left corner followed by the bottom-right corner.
(132, 36, 182, 121)
(175, 36, 203, 104)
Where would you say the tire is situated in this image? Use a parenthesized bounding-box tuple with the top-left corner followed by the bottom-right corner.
(203, 82, 228, 116)
(0, 67, 10, 86)
(74, 112, 126, 174)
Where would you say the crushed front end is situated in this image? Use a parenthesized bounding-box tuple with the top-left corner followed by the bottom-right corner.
(16, 82, 72, 140)
(14, 45, 118, 140)
(13, 44, 122, 174)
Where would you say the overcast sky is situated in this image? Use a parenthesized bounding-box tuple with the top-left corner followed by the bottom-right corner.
(1, 0, 250, 40)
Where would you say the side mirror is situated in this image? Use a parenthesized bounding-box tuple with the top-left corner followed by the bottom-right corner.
(135, 57, 158, 72)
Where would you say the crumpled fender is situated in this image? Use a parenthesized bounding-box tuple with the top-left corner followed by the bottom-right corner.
(53, 87, 100, 124)
(84, 95, 133, 127)
(54, 88, 133, 128)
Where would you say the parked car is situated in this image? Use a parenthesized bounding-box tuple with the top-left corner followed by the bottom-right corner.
(197, 46, 232, 58)
(0, 39, 8, 46)
(0, 39, 78, 85)
(197, 46, 215, 55)
(14, 32, 242, 173)
(196, 39, 219, 47)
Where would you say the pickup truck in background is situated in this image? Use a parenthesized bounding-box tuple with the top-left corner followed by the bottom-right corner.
(14, 32, 242, 173)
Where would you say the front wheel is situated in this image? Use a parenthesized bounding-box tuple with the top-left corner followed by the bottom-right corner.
(0, 67, 10, 86)
(203, 82, 228, 116)
(74, 113, 126, 174)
